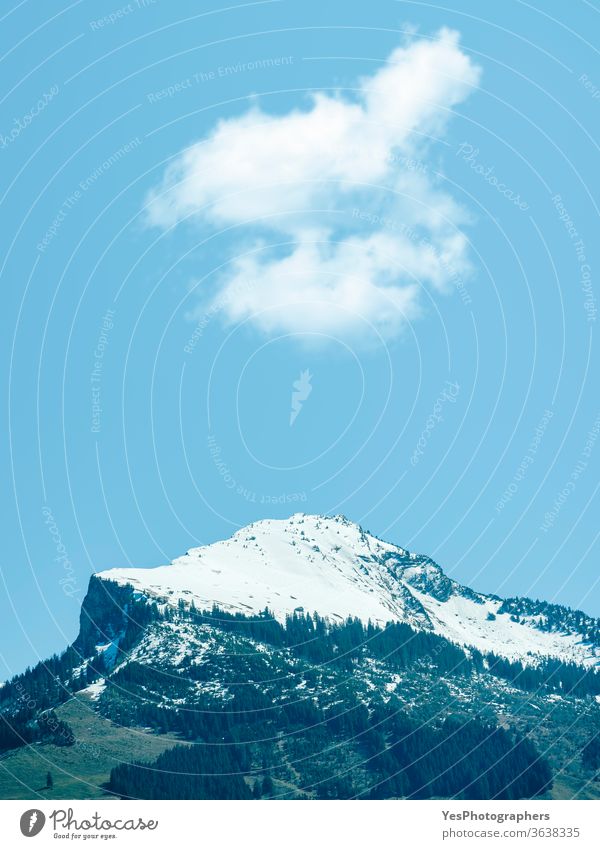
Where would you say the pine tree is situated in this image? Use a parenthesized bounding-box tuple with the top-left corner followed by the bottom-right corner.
(261, 776, 274, 798)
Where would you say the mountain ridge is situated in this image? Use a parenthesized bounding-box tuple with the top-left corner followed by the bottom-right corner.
(96, 513, 600, 668)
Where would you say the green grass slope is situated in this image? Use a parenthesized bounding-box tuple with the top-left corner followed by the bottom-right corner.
(0, 695, 180, 800)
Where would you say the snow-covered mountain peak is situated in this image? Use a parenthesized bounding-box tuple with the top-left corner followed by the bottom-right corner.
(225, 512, 400, 555)
(98, 513, 442, 630)
(97, 514, 600, 668)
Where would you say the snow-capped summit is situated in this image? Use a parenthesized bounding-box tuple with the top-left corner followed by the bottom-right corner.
(98, 513, 600, 667)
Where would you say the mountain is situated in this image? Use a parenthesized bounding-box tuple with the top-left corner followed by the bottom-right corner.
(98, 514, 600, 668)
(1, 513, 600, 801)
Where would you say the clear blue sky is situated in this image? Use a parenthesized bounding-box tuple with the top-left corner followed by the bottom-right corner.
(1, 0, 599, 676)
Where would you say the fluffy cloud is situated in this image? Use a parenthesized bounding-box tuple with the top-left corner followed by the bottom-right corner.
(146, 28, 480, 340)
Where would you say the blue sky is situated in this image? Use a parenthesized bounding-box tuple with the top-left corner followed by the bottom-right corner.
(1, 0, 599, 675)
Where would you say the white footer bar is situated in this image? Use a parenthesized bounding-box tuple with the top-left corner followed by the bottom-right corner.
(1, 799, 598, 847)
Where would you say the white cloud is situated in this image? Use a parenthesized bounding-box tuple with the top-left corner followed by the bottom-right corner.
(146, 28, 480, 340)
